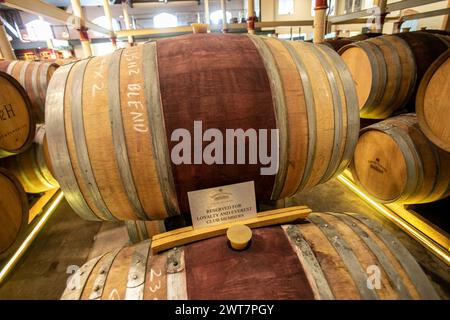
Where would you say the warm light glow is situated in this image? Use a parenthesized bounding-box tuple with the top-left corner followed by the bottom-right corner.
(0, 191, 64, 284)
(25, 19, 53, 42)
(337, 174, 450, 265)
(210, 10, 232, 25)
(153, 12, 178, 28)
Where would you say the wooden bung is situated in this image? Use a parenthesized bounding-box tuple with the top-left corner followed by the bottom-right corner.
(61, 211, 440, 300)
(227, 224, 252, 250)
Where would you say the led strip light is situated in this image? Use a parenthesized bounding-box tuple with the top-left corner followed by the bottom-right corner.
(0, 190, 64, 284)
(337, 172, 450, 266)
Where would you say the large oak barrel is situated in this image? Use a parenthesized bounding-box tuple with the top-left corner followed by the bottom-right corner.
(339, 32, 449, 118)
(61, 211, 439, 300)
(416, 50, 450, 152)
(350, 114, 450, 204)
(0, 168, 29, 260)
(2, 125, 59, 193)
(0, 60, 58, 123)
(45, 34, 359, 222)
(0, 71, 35, 158)
(125, 220, 166, 244)
(339, 35, 416, 118)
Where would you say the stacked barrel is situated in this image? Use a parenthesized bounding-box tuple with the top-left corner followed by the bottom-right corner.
(0, 60, 58, 123)
(337, 31, 450, 205)
(0, 61, 59, 260)
(44, 33, 360, 223)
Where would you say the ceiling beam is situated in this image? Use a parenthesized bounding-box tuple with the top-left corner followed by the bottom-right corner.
(1, 0, 111, 35)
(328, 0, 445, 24)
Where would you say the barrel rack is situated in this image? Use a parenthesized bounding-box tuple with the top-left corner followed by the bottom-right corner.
(0, 188, 63, 284)
(337, 171, 450, 265)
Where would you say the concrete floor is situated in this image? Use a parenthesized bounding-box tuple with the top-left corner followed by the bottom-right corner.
(0, 178, 448, 299)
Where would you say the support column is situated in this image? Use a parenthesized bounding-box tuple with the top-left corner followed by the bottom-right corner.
(71, 0, 93, 58)
(247, 0, 256, 34)
(204, 0, 210, 25)
(39, 16, 56, 58)
(313, 0, 328, 44)
(373, 0, 387, 33)
(122, 0, 134, 46)
(442, 0, 450, 32)
(0, 21, 16, 60)
(102, 0, 117, 49)
(221, 0, 228, 33)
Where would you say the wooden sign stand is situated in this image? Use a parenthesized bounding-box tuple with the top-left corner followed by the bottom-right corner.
(151, 205, 311, 254)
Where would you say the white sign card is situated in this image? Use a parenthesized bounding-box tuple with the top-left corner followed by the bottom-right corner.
(187, 181, 257, 229)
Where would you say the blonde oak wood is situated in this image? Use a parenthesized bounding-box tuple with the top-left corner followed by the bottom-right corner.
(119, 46, 167, 219)
(416, 50, 450, 152)
(151, 206, 312, 254)
(351, 114, 450, 204)
(0, 168, 28, 259)
(2, 125, 59, 193)
(1, 60, 58, 122)
(349, 214, 421, 299)
(297, 221, 361, 299)
(63, 61, 106, 220)
(289, 41, 335, 189)
(263, 38, 308, 198)
(353, 130, 408, 202)
(0, 72, 34, 158)
(82, 56, 135, 220)
(340, 46, 373, 110)
(320, 214, 399, 299)
(152, 206, 309, 242)
(126, 220, 166, 244)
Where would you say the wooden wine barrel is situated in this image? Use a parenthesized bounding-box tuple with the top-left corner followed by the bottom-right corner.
(322, 38, 355, 51)
(416, 50, 450, 152)
(45, 34, 359, 222)
(339, 35, 417, 119)
(2, 125, 59, 193)
(0, 71, 35, 158)
(0, 60, 58, 123)
(339, 32, 449, 119)
(394, 31, 450, 91)
(0, 168, 29, 260)
(351, 114, 450, 204)
(125, 220, 166, 244)
(322, 33, 382, 52)
(61, 211, 440, 300)
(348, 33, 382, 41)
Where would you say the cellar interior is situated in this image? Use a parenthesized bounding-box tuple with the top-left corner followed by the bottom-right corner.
(0, 0, 449, 302)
